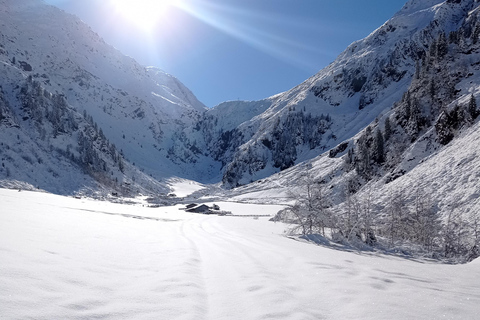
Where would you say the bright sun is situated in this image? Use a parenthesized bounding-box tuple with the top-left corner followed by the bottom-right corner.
(111, 0, 181, 32)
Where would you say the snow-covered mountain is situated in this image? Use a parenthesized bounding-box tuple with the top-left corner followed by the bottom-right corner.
(204, 0, 480, 187)
(0, 0, 220, 194)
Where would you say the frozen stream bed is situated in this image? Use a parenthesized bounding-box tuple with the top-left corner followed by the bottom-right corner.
(1, 188, 479, 319)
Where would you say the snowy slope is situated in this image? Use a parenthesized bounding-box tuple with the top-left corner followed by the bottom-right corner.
(1, 188, 479, 319)
(0, 57, 172, 195)
(0, 0, 218, 187)
(206, 0, 479, 187)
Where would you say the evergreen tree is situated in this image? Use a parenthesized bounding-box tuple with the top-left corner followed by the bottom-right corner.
(473, 22, 480, 44)
(428, 38, 437, 60)
(408, 98, 421, 135)
(414, 60, 421, 80)
(436, 32, 448, 59)
(429, 80, 436, 99)
(404, 95, 411, 121)
(345, 148, 354, 167)
(448, 30, 459, 44)
(357, 135, 370, 176)
(118, 156, 125, 173)
(468, 94, 478, 120)
(375, 129, 385, 163)
(384, 117, 392, 141)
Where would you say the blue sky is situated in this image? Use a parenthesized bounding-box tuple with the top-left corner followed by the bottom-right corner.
(44, 0, 407, 107)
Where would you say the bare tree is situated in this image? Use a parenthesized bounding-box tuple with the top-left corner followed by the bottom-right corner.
(411, 189, 441, 251)
(466, 213, 480, 262)
(339, 188, 360, 240)
(443, 207, 470, 258)
(286, 169, 332, 236)
(360, 188, 377, 245)
(383, 191, 409, 246)
(337, 186, 377, 245)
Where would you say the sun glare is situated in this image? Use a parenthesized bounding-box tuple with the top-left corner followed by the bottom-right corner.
(111, 0, 181, 32)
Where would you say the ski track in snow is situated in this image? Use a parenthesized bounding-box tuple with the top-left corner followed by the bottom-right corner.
(1, 189, 480, 319)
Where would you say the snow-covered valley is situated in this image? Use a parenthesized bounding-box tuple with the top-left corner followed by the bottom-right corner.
(1, 188, 479, 320)
(2, 0, 480, 317)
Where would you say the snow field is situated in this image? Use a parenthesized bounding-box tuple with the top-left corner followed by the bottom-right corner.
(1, 188, 479, 319)
(168, 179, 207, 198)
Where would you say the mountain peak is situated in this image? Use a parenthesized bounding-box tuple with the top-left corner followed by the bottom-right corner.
(396, 0, 445, 16)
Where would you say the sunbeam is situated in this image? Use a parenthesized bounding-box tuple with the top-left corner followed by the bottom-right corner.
(177, 0, 332, 72)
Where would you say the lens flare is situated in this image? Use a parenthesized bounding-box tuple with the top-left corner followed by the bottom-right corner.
(111, 0, 181, 32)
